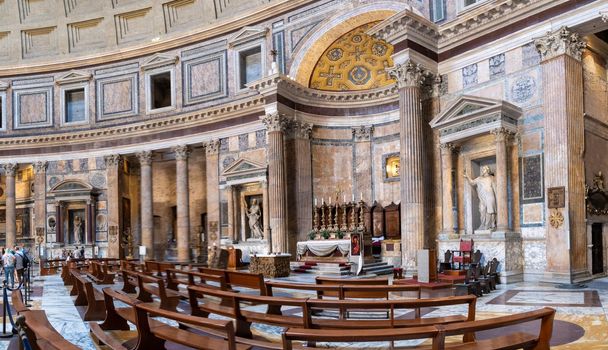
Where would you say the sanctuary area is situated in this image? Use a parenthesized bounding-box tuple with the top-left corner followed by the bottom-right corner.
(0, 0, 606, 349)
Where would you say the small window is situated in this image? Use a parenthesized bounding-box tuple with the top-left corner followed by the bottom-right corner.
(64, 88, 86, 123)
(239, 46, 262, 89)
(460, 0, 486, 11)
(150, 72, 172, 110)
(0, 94, 4, 130)
(431, 0, 445, 22)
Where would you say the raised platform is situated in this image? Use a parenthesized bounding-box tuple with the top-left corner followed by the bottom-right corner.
(290, 261, 351, 276)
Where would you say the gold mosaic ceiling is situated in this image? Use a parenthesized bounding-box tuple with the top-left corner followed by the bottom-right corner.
(309, 23, 395, 91)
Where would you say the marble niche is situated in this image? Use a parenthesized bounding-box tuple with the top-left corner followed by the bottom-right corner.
(430, 95, 524, 283)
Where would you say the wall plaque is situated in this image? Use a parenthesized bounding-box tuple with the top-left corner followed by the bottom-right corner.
(547, 187, 565, 208)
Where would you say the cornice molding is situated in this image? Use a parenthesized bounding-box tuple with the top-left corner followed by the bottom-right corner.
(367, 9, 439, 50)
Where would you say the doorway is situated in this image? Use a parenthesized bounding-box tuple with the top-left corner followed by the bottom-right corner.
(591, 223, 604, 275)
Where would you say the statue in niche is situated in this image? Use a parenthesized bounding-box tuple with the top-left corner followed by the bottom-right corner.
(242, 198, 264, 240)
(73, 215, 83, 244)
(464, 166, 497, 230)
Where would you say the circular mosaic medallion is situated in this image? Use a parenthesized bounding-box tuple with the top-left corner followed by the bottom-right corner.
(351, 34, 363, 43)
(90, 173, 106, 188)
(348, 66, 371, 85)
(511, 76, 536, 103)
(326, 48, 343, 61)
(372, 42, 388, 56)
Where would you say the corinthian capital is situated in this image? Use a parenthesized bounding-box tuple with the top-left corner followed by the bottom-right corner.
(491, 127, 514, 142)
(104, 154, 122, 168)
(261, 112, 289, 133)
(136, 151, 153, 166)
(172, 145, 190, 161)
(352, 126, 373, 142)
(2, 163, 17, 176)
(292, 121, 313, 139)
(534, 26, 586, 62)
(205, 140, 220, 155)
(33, 161, 48, 174)
(387, 59, 434, 89)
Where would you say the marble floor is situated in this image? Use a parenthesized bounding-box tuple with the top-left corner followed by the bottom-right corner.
(1, 271, 607, 349)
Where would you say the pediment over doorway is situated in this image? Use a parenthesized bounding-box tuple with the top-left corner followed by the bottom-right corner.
(50, 180, 93, 193)
(430, 95, 522, 144)
(221, 158, 267, 184)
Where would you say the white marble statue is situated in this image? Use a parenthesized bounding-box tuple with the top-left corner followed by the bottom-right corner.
(243, 198, 264, 240)
(73, 215, 83, 244)
(464, 166, 497, 230)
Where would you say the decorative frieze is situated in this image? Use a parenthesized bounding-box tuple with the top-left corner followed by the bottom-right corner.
(136, 150, 153, 165)
(2, 163, 18, 176)
(205, 139, 220, 155)
(534, 26, 586, 62)
(352, 125, 373, 142)
(387, 60, 433, 89)
(261, 112, 289, 133)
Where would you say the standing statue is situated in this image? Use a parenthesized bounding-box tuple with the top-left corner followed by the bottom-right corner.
(73, 215, 83, 244)
(242, 198, 264, 240)
(464, 166, 497, 230)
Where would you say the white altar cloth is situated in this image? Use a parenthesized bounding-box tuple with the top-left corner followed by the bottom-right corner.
(296, 239, 350, 257)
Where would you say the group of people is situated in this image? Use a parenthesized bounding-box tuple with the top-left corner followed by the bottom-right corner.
(1, 246, 30, 288)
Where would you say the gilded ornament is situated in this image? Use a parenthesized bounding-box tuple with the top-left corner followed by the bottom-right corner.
(549, 210, 564, 229)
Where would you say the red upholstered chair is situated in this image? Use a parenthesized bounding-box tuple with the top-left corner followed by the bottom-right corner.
(452, 239, 473, 269)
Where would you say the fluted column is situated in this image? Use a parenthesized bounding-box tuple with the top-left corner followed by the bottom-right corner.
(3, 163, 17, 249)
(33, 161, 48, 252)
(353, 125, 374, 205)
(205, 140, 221, 247)
(137, 151, 154, 258)
(388, 60, 433, 269)
(262, 113, 289, 253)
(173, 145, 190, 262)
(293, 121, 313, 245)
(492, 128, 511, 231)
(262, 180, 270, 240)
(226, 185, 235, 241)
(105, 155, 122, 258)
(440, 143, 455, 235)
(535, 27, 587, 283)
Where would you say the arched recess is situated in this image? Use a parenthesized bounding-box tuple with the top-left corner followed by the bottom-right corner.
(289, 1, 414, 86)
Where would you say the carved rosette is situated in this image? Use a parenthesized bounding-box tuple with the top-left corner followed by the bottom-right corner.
(387, 59, 434, 89)
(33, 161, 48, 174)
(2, 163, 17, 176)
(352, 126, 374, 142)
(136, 151, 153, 166)
(104, 154, 122, 168)
(491, 127, 514, 143)
(205, 140, 220, 156)
(292, 121, 313, 139)
(534, 26, 586, 62)
(173, 145, 190, 161)
(261, 112, 289, 133)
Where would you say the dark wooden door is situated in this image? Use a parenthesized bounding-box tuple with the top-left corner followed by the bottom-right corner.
(591, 223, 603, 275)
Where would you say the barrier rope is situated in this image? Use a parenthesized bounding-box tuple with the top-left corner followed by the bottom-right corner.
(0, 266, 32, 342)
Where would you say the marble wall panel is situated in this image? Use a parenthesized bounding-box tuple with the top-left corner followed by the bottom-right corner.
(372, 139, 400, 206)
(521, 131, 542, 153)
(523, 239, 546, 277)
(373, 121, 399, 138)
(521, 153, 543, 202)
(477, 59, 489, 84)
(312, 127, 352, 140)
(96, 73, 138, 119)
(312, 143, 353, 203)
(13, 87, 53, 129)
(183, 50, 227, 105)
(522, 203, 543, 225)
(447, 69, 462, 94)
(521, 42, 540, 68)
(462, 63, 478, 88)
(582, 51, 608, 125)
(585, 131, 608, 186)
(489, 53, 505, 79)
(505, 46, 523, 75)
(289, 20, 321, 52)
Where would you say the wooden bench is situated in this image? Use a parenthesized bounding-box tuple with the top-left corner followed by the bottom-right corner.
(165, 268, 228, 294)
(145, 260, 176, 277)
(136, 271, 181, 311)
(198, 267, 266, 296)
(86, 261, 115, 284)
(12, 291, 81, 350)
(120, 268, 141, 294)
(71, 270, 106, 321)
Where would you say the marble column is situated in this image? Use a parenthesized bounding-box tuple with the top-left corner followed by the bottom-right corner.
(261, 112, 289, 253)
(388, 60, 433, 269)
(137, 151, 153, 258)
(492, 128, 511, 231)
(33, 161, 48, 252)
(173, 145, 190, 262)
(205, 140, 221, 247)
(226, 185, 235, 241)
(535, 27, 587, 283)
(3, 163, 17, 249)
(293, 121, 313, 244)
(440, 143, 455, 235)
(353, 125, 374, 206)
(104, 154, 122, 258)
(262, 180, 270, 240)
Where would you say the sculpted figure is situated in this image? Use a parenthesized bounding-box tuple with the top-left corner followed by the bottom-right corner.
(464, 166, 497, 230)
(243, 198, 264, 239)
(73, 215, 83, 244)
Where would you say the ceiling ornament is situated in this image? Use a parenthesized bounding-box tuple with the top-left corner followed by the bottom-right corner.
(309, 22, 395, 91)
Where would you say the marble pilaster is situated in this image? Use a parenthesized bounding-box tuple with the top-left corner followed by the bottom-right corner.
(262, 112, 289, 253)
(353, 126, 373, 206)
(388, 60, 433, 269)
(33, 161, 48, 251)
(534, 26, 587, 283)
(440, 143, 455, 235)
(173, 145, 191, 262)
(104, 154, 122, 258)
(492, 128, 512, 231)
(293, 121, 313, 245)
(3, 163, 17, 249)
(136, 151, 154, 259)
(226, 185, 235, 241)
(205, 140, 221, 247)
(262, 180, 270, 240)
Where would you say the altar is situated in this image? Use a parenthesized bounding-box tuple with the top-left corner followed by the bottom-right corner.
(296, 239, 350, 262)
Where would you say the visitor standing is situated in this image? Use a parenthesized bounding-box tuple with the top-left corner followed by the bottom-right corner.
(2, 249, 15, 288)
(14, 246, 24, 285)
(80, 246, 85, 259)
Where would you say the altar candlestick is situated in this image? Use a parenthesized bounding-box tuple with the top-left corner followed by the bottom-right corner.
(352, 194, 355, 202)
(343, 195, 346, 203)
(360, 192, 363, 201)
(314, 198, 317, 206)
(329, 197, 331, 205)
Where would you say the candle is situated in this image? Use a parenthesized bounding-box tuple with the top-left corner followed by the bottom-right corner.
(322, 198, 325, 205)
(343, 195, 346, 203)
(352, 194, 355, 202)
(329, 196, 331, 205)
(360, 192, 363, 201)
(315, 198, 317, 206)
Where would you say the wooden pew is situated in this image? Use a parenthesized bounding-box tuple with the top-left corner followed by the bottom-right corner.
(71, 271, 106, 321)
(11, 292, 81, 350)
(165, 268, 228, 294)
(86, 261, 115, 284)
(198, 267, 266, 296)
(121, 268, 140, 294)
(136, 272, 181, 311)
(90, 288, 143, 350)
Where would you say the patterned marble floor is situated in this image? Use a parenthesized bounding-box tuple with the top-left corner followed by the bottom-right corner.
(1, 272, 607, 349)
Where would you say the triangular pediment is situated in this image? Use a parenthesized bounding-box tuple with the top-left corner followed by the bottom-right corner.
(55, 70, 92, 85)
(141, 53, 179, 70)
(228, 26, 268, 47)
(222, 158, 266, 177)
(430, 95, 522, 143)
